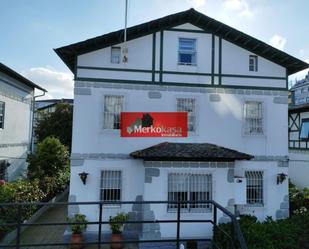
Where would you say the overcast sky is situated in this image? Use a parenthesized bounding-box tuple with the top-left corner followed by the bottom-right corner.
(1, 0, 308, 99)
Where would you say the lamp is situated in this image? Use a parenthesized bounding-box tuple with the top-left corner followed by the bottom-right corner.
(79, 172, 89, 185)
(277, 173, 287, 185)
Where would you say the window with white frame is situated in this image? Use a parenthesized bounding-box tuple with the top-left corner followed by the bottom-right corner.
(245, 171, 263, 205)
(249, 55, 258, 71)
(168, 173, 212, 212)
(100, 170, 122, 204)
(103, 95, 124, 129)
(111, 47, 121, 64)
(300, 119, 309, 140)
(178, 38, 197, 65)
(177, 98, 196, 132)
(244, 101, 263, 135)
(0, 101, 4, 129)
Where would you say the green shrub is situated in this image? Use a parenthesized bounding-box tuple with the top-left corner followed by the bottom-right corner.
(67, 214, 88, 234)
(39, 170, 70, 201)
(109, 213, 129, 234)
(214, 213, 309, 249)
(289, 181, 309, 215)
(27, 136, 69, 179)
(0, 180, 45, 234)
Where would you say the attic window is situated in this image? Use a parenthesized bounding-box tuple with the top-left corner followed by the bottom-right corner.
(111, 47, 121, 64)
(178, 38, 197, 66)
(249, 55, 258, 71)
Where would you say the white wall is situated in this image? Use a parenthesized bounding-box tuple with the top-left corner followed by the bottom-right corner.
(72, 87, 288, 157)
(0, 73, 34, 180)
(289, 151, 309, 188)
(70, 159, 144, 232)
(76, 23, 287, 88)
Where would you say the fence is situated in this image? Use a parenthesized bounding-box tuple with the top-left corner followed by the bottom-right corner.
(0, 200, 247, 249)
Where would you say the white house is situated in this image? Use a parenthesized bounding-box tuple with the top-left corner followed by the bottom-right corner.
(0, 63, 46, 181)
(55, 9, 308, 243)
(288, 72, 309, 189)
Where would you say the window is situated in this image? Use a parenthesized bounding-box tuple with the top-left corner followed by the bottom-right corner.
(178, 38, 197, 65)
(103, 95, 124, 129)
(300, 119, 309, 140)
(0, 101, 4, 129)
(100, 170, 122, 204)
(244, 101, 263, 135)
(177, 98, 196, 132)
(249, 55, 258, 71)
(168, 173, 212, 212)
(245, 171, 263, 205)
(111, 47, 121, 64)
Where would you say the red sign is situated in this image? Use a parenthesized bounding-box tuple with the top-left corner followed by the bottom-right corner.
(121, 112, 188, 137)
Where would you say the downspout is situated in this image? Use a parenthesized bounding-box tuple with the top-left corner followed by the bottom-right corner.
(30, 90, 46, 153)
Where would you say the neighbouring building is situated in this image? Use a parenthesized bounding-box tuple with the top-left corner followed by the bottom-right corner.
(0, 63, 46, 181)
(289, 72, 309, 188)
(55, 9, 308, 242)
(34, 98, 73, 124)
(33, 98, 73, 147)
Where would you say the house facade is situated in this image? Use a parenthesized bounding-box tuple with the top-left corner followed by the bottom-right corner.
(55, 9, 308, 241)
(0, 63, 46, 181)
(288, 72, 309, 188)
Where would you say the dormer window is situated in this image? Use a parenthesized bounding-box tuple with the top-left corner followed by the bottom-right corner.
(178, 38, 197, 66)
(111, 47, 121, 64)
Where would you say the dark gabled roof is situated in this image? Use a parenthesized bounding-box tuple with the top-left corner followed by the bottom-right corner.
(0, 63, 47, 92)
(55, 8, 308, 75)
(130, 142, 253, 162)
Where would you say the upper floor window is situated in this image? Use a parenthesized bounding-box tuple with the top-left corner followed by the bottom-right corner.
(178, 38, 197, 66)
(103, 95, 124, 129)
(111, 47, 121, 64)
(245, 171, 263, 205)
(249, 55, 258, 72)
(244, 101, 263, 135)
(177, 98, 196, 132)
(300, 119, 309, 140)
(0, 101, 5, 129)
(168, 173, 212, 212)
(100, 170, 122, 205)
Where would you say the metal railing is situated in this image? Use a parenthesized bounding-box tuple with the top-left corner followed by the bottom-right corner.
(0, 200, 247, 249)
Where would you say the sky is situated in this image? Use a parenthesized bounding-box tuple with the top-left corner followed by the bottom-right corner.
(0, 0, 308, 99)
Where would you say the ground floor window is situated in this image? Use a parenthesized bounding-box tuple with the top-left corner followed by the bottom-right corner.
(100, 170, 122, 205)
(245, 171, 264, 205)
(168, 173, 212, 212)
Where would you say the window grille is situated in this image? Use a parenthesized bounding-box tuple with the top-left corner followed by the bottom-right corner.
(177, 98, 196, 132)
(0, 101, 5, 129)
(249, 55, 258, 71)
(245, 171, 263, 205)
(244, 101, 263, 135)
(100, 170, 122, 205)
(178, 38, 197, 65)
(111, 47, 121, 64)
(168, 173, 212, 212)
(103, 95, 123, 129)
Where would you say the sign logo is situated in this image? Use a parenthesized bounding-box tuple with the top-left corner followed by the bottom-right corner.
(121, 112, 187, 137)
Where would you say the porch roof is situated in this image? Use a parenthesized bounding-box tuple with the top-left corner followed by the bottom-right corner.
(130, 142, 253, 162)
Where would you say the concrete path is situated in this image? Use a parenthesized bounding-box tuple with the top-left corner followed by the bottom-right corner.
(10, 203, 137, 249)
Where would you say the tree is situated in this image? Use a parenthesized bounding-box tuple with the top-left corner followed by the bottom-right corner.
(27, 136, 69, 179)
(35, 102, 73, 149)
